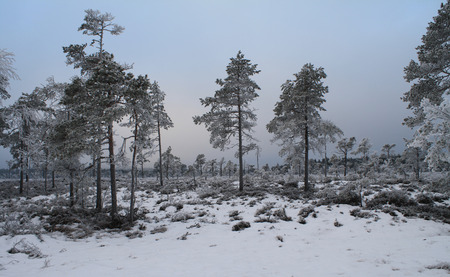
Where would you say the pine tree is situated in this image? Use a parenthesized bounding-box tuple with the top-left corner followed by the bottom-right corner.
(402, 1, 449, 128)
(267, 63, 328, 192)
(336, 137, 356, 177)
(121, 74, 154, 222)
(86, 59, 130, 218)
(193, 51, 260, 191)
(0, 49, 19, 101)
(63, 9, 125, 214)
(150, 82, 173, 187)
(1, 92, 47, 193)
(317, 120, 343, 177)
(403, 1, 449, 172)
(353, 138, 372, 162)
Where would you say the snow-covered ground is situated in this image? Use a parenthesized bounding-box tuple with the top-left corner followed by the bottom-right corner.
(0, 184, 449, 277)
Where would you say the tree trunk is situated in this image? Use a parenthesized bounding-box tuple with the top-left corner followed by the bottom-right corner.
(108, 123, 117, 218)
(130, 116, 139, 223)
(19, 160, 24, 194)
(304, 122, 310, 192)
(52, 170, 55, 188)
(344, 152, 348, 176)
(324, 142, 328, 177)
(130, 142, 137, 223)
(157, 117, 164, 187)
(19, 140, 24, 194)
(96, 142, 102, 212)
(69, 171, 74, 207)
(237, 92, 244, 192)
(43, 167, 48, 192)
(415, 148, 420, 180)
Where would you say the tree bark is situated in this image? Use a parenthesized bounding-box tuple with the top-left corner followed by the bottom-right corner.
(69, 171, 74, 207)
(304, 122, 310, 192)
(157, 114, 164, 187)
(130, 128, 137, 223)
(96, 140, 102, 212)
(237, 91, 244, 192)
(344, 152, 348, 177)
(108, 123, 117, 218)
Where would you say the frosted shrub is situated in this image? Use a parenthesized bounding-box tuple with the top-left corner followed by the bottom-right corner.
(196, 186, 219, 199)
(366, 190, 417, 208)
(171, 212, 195, 222)
(232, 221, 251, 231)
(8, 238, 46, 258)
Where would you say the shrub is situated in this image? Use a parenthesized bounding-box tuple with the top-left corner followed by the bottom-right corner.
(159, 201, 184, 211)
(416, 194, 434, 204)
(150, 226, 168, 234)
(196, 186, 220, 199)
(350, 208, 378, 220)
(366, 190, 417, 208)
(8, 238, 46, 259)
(232, 221, 251, 231)
(171, 212, 195, 222)
(335, 184, 361, 206)
(298, 206, 315, 219)
(255, 203, 275, 217)
(426, 262, 450, 272)
(229, 210, 243, 221)
(272, 208, 292, 221)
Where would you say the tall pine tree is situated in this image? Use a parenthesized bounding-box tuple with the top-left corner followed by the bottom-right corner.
(267, 63, 328, 192)
(193, 51, 260, 191)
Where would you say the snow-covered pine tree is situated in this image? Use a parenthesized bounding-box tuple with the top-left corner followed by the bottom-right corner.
(409, 99, 449, 171)
(193, 51, 260, 191)
(160, 146, 182, 179)
(85, 59, 130, 218)
(1, 92, 47, 193)
(150, 81, 173, 187)
(195, 154, 206, 177)
(317, 120, 343, 177)
(122, 74, 154, 222)
(403, 1, 449, 172)
(267, 63, 328, 192)
(336, 137, 356, 177)
(63, 9, 125, 214)
(381, 144, 396, 161)
(353, 138, 372, 162)
(402, 1, 449, 128)
(0, 49, 19, 101)
(78, 9, 124, 61)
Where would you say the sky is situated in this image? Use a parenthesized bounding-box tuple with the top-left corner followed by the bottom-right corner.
(0, 0, 445, 169)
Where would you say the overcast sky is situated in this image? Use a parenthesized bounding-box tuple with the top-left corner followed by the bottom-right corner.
(0, 0, 444, 168)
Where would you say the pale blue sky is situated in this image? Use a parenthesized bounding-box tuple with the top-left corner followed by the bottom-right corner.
(0, 0, 444, 168)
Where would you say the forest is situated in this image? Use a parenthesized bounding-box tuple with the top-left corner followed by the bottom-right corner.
(0, 2, 448, 277)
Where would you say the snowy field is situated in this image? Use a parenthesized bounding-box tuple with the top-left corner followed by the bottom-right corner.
(0, 179, 449, 277)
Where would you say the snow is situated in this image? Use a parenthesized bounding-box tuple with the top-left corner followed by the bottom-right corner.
(0, 189, 449, 276)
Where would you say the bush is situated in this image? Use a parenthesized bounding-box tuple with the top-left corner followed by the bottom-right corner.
(159, 201, 184, 211)
(196, 186, 220, 199)
(350, 208, 378, 220)
(171, 212, 195, 222)
(416, 194, 434, 204)
(255, 203, 275, 217)
(229, 210, 243, 221)
(8, 238, 46, 259)
(335, 184, 361, 206)
(298, 206, 315, 218)
(150, 226, 168, 234)
(366, 190, 417, 208)
(232, 221, 251, 231)
(272, 208, 292, 221)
